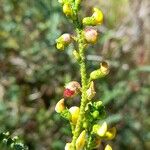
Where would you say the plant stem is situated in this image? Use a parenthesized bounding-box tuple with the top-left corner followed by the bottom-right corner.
(71, 29, 88, 149)
(71, 1, 89, 149)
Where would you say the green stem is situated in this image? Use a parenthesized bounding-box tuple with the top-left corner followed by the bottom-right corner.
(87, 135, 92, 150)
(71, 29, 88, 149)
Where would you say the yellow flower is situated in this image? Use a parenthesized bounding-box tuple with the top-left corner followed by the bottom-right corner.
(105, 127, 116, 140)
(82, 8, 103, 26)
(69, 106, 80, 124)
(104, 144, 112, 150)
(56, 42, 64, 50)
(76, 130, 86, 150)
(55, 98, 65, 113)
(97, 122, 108, 137)
(92, 8, 103, 25)
(63, 3, 73, 17)
(90, 61, 109, 80)
(93, 122, 108, 137)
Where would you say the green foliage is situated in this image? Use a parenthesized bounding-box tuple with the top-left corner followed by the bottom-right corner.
(0, 132, 28, 150)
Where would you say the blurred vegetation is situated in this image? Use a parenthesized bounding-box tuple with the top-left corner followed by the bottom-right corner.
(0, 0, 150, 150)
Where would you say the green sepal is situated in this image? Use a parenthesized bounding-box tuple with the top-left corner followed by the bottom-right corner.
(60, 109, 71, 120)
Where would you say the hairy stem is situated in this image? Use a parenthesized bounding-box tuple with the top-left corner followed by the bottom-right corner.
(71, 29, 88, 149)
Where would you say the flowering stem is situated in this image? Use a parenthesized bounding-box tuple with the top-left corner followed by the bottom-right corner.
(71, 29, 88, 149)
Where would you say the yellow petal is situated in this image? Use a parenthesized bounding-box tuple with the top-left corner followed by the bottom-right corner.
(65, 143, 72, 150)
(76, 130, 86, 150)
(105, 127, 116, 140)
(104, 144, 112, 150)
(55, 99, 65, 113)
(97, 122, 107, 137)
(69, 106, 80, 125)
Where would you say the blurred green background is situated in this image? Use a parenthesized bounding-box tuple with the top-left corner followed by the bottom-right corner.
(0, 0, 150, 149)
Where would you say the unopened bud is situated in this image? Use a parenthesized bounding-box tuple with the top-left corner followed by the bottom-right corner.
(69, 106, 80, 124)
(90, 61, 109, 80)
(62, 33, 72, 43)
(56, 33, 72, 50)
(93, 122, 107, 137)
(92, 110, 99, 119)
(64, 81, 81, 98)
(76, 130, 86, 150)
(55, 98, 65, 113)
(104, 144, 112, 150)
(63, 3, 73, 17)
(86, 81, 96, 100)
(65, 143, 72, 150)
(84, 28, 98, 44)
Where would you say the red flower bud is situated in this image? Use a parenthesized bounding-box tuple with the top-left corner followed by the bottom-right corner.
(64, 89, 75, 97)
(64, 81, 81, 98)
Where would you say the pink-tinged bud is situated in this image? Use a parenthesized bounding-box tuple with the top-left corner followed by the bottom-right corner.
(62, 33, 72, 43)
(56, 33, 72, 50)
(69, 106, 80, 125)
(55, 98, 65, 113)
(84, 28, 98, 44)
(64, 81, 81, 98)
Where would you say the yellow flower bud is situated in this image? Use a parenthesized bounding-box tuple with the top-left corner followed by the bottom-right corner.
(93, 122, 107, 137)
(92, 8, 103, 25)
(90, 61, 109, 80)
(65, 143, 72, 150)
(55, 98, 65, 113)
(69, 106, 80, 124)
(105, 127, 116, 140)
(63, 3, 73, 17)
(97, 122, 107, 137)
(86, 81, 96, 100)
(56, 42, 64, 50)
(76, 130, 86, 150)
(104, 144, 112, 150)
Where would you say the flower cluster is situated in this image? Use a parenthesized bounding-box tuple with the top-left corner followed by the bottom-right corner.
(55, 0, 116, 149)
